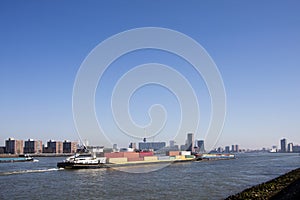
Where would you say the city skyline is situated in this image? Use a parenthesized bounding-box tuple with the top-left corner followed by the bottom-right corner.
(1, 1, 300, 149)
(1, 135, 299, 152)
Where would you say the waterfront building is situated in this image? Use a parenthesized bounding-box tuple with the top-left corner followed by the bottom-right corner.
(5, 138, 23, 154)
(197, 140, 205, 153)
(24, 139, 43, 154)
(287, 143, 293, 152)
(0, 146, 5, 154)
(235, 144, 239, 153)
(63, 140, 77, 153)
(231, 145, 235, 152)
(180, 144, 187, 151)
(139, 142, 166, 151)
(112, 144, 118, 152)
(169, 140, 175, 148)
(280, 138, 287, 152)
(224, 146, 230, 153)
(270, 146, 277, 153)
(292, 145, 300, 153)
(217, 147, 223, 153)
(186, 133, 194, 151)
(44, 140, 63, 153)
(129, 142, 136, 149)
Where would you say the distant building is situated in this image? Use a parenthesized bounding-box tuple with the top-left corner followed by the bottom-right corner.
(217, 147, 223, 153)
(5, 138, 23, 154)
(180, 144, 187, 151)
(112, 144, 118, 152)
(63, 140, 77, 153)
(197, 140, 205, 153)
(44, 140, 63, 154)
(129, 142, 136, 149)
(24, 139, 43, 154)
(280, 138, 287, 152)
(235, 145, 239, 153)
(224, 146, 230, 153)
(0, 146, 5, 154)
(169, 140, 175, 148)
(287, 143, 293, 152)
(139, 142, 166, 151)
(270, 145, 277, 153)
(292, 145, 300, 153)
(186, 133, 194, 151)
(231, 145, 235, 152)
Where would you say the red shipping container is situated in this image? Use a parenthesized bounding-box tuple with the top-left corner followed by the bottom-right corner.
(104, 152, 124, 158)
(139, 152, 154, 157)
(123, 152, 139, 158)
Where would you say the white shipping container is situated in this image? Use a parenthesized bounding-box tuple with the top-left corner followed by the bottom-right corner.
(180, 151, 191, 156)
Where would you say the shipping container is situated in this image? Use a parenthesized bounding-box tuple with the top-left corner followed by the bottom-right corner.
(157, 156, 170, 160)
(169, 156, 176, 160)
(107, 157, 128, 163)
(139, 151, 154, 157)
(123, 152, 140, 158)
(180, 151, 191, 156)
(127, 157, 144, 162)
(143, 156, 158, 161)
(104, 152, 124, 158)
(175, 155, 186, 160)
(185, 155, 195, 159)
(167, 151, 180, 156)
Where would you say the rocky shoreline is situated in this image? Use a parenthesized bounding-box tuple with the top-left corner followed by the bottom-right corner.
(225, 168, 300, 200)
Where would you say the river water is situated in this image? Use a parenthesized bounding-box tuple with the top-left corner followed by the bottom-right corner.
(0, 153, 299, 200)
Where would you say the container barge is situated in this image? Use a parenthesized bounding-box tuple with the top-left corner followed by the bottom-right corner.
(57, 151, 235, 169)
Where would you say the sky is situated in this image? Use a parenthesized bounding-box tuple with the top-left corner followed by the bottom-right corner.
(0, 0, 299, 149)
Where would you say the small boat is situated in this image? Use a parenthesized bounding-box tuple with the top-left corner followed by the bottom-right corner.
(57, 153, 107, 169)
(196, 153, 235, 160)
(0, 154, 38, 163)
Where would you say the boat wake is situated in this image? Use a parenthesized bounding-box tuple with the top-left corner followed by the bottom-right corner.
(0, 168, 63, 176)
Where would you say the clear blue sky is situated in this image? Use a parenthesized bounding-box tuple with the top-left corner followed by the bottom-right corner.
(0, 0, 299, 149)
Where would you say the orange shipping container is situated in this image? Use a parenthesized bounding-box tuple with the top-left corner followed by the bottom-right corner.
(167, 151, 180, 156)
(104, 152, 124, 158)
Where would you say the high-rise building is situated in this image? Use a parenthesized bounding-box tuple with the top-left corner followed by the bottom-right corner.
(186, 133, 194, 151)
(217, 147, 223, 153)
(44, 140, 63, 153)
(287, 143, 293, 152)
(139, 142, 166, 151)
(5, 138, 23, 154)
(63, 140, 78, 153)
(280, 138, 287, 152)
(24, 139, 43, 154)
(292, 145, 300, 153)
(231, 145, 235, 152)
(169, 140, 175, 148)
(224, 146, 230, 153)
(235, 144, 239, 153)
(129, 142, 137, 149)
(197, 140, 205, 153)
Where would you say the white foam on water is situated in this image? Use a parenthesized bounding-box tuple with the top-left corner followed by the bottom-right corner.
(0, 168, 63, 176)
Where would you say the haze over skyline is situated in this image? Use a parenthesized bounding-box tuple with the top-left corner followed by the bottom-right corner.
(0, 1, 299, 149)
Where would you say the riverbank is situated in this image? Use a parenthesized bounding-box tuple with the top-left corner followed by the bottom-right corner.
(225, 167, 300, 200)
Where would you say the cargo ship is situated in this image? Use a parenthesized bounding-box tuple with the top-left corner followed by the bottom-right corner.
(57, 151, 196, 169)
(197, 153, 235, 160)
(0, 154, 38, 163)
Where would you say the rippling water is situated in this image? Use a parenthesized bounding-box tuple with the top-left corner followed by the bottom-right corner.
(0, 153, 299, 199)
